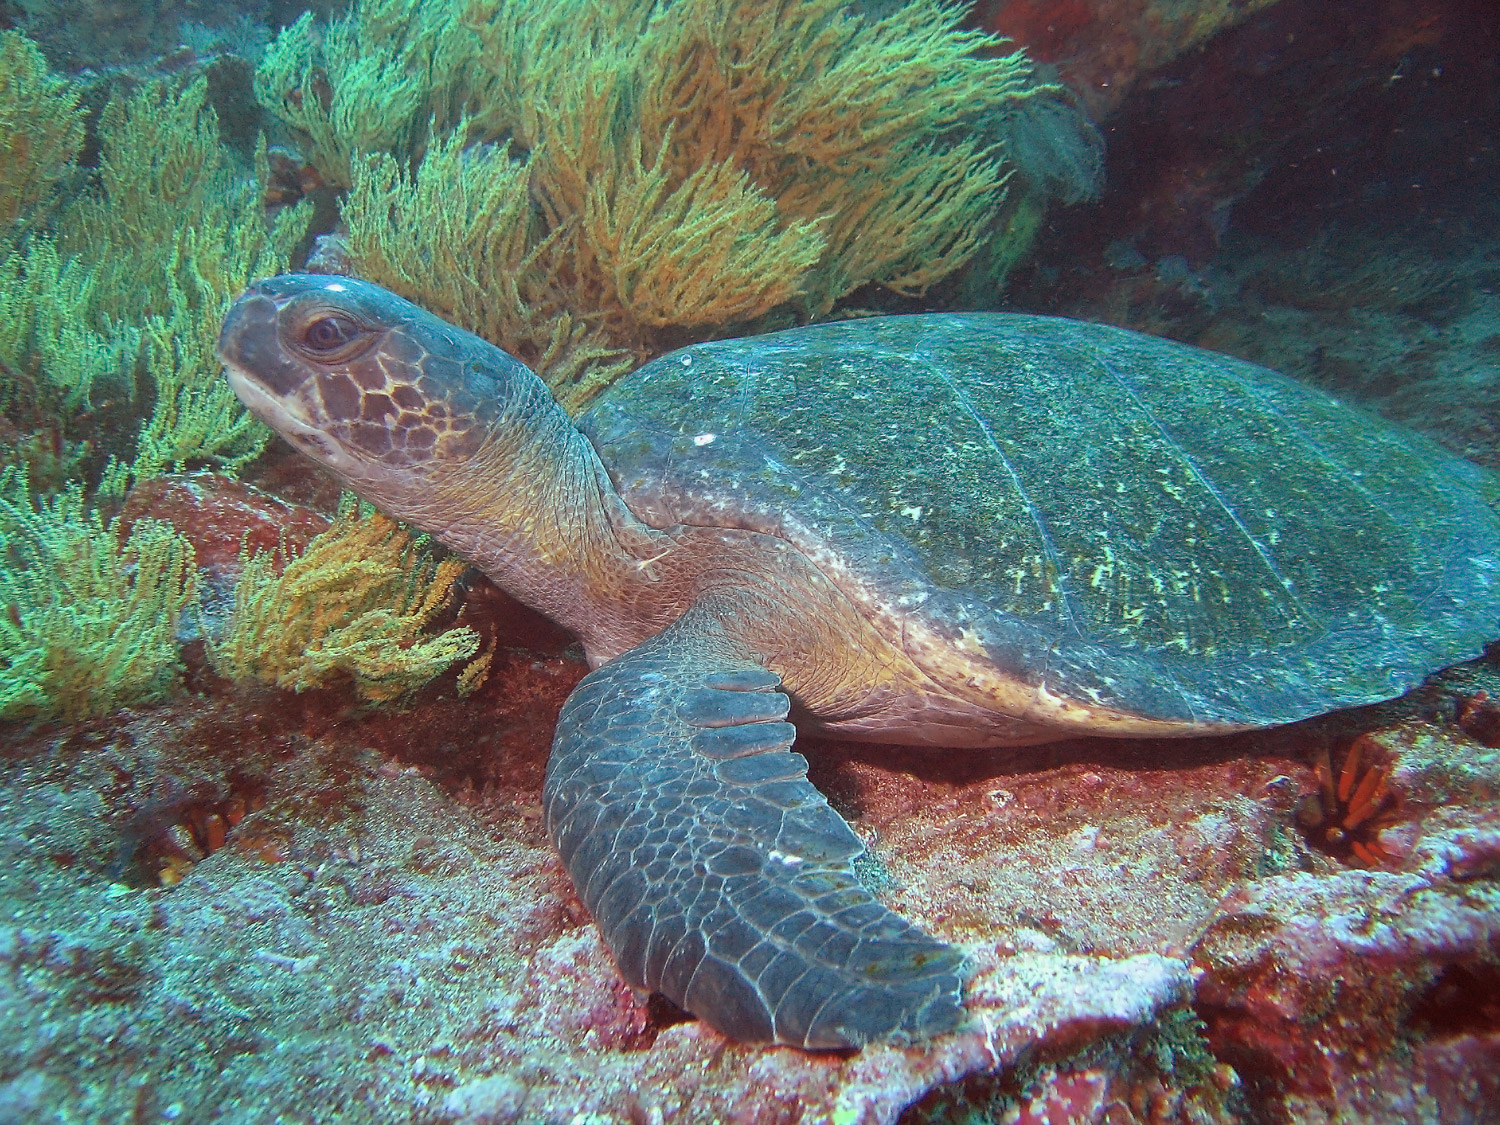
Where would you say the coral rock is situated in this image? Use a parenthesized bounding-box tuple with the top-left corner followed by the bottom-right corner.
(122, 471, 330, 581)
(1, 647, 1498, 1122)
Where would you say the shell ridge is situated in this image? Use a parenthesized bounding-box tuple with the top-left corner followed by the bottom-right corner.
(1206, 344, 1416, 529)
(1093, 350, 1320, 626)
(1189, 344, 1500, 671)
(927, 356, 1084, 638)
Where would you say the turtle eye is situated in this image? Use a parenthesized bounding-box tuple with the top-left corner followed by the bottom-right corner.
(300, 314, 362, 354)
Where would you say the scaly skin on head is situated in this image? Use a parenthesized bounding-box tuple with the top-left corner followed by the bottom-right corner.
(217, 274, 671, 660)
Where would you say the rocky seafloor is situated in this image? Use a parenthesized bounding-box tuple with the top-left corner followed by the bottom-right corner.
(1, 473, 1498, 1124)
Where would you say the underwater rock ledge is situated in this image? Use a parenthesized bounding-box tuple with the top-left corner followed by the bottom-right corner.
(1, 626, 1497, 1122)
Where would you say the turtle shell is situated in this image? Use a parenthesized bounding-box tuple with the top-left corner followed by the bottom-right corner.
(578, 313, 1500, 728)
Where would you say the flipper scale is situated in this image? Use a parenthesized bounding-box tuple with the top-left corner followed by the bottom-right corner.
(543, 605, 965, 1049)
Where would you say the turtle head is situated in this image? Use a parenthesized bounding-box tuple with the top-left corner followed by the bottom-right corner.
(218, 274, 543, 504)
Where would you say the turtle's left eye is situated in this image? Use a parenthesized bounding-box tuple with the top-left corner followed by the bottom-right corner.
(301, 314, 362, 353)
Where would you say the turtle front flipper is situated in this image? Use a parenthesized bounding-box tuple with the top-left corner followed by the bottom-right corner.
(543, 605, 966, 1049)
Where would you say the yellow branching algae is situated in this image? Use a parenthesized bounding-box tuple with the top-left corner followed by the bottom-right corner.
(581, 135, 828, 332)
(261, 0, 1056, 405)
(254, 0, 471, 189)
(0, 236, 141, 415)
(1, 45, 309, 488)
(343, 128, 634, 404)
(212, 497, 482, 705)
(0, 466, 198, 720)
(58, 77, 311, 485)
(0, 31, 83, 232)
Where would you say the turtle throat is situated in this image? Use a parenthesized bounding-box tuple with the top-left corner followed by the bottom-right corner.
(408, 397, 673, 664)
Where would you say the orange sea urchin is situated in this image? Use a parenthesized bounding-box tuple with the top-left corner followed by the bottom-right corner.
(1297, 734, 1403, 865)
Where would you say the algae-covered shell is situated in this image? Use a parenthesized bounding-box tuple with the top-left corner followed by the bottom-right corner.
(580, 312, 1500, 729)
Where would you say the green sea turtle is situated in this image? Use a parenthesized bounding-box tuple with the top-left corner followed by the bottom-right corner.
(219, 274, 1500, 1049)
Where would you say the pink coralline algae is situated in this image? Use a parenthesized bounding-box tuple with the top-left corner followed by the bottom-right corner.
(122, 471, 333, 580)
(973, 0, 1283, 119)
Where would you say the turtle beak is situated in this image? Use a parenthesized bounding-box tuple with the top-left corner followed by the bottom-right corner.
(218, 285, 339, 465)
(218, 286, 310, 402)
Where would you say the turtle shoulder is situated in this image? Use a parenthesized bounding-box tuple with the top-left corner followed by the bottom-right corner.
(578, 313, 1500, 727)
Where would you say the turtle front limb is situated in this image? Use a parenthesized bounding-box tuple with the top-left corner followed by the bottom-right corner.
(543, 601, 966, 1049)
